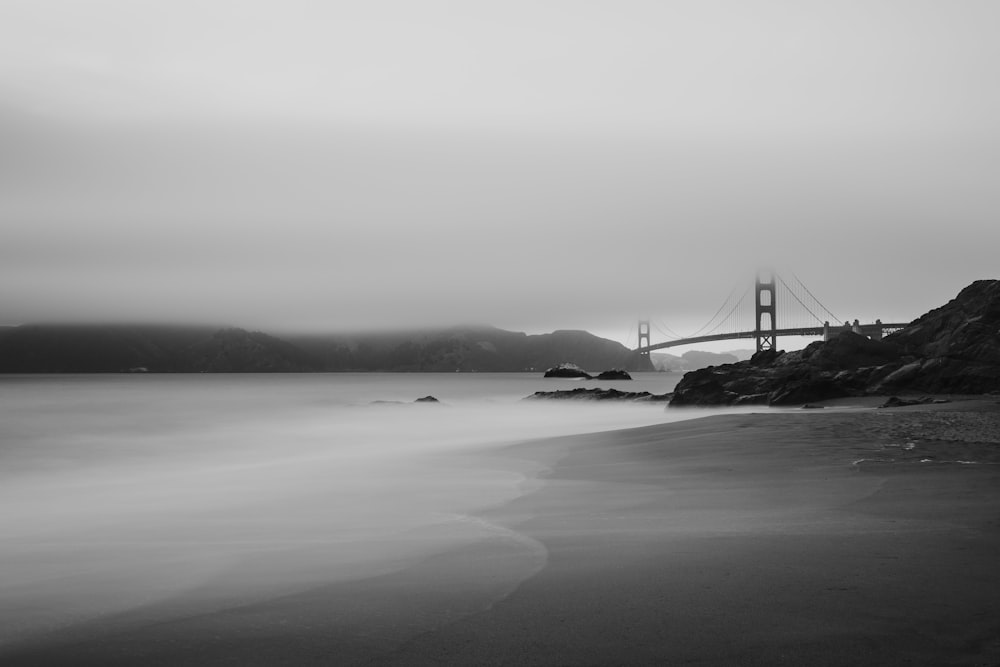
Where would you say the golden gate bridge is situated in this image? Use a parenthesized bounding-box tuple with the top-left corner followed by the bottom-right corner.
(634, 272, 909, 356)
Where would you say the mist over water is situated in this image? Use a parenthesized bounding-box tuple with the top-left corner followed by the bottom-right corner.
(0, 373, 738, 644)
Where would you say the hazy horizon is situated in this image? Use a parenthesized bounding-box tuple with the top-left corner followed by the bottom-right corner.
(0, 317, 899, 357)
(3, 1, 998, 347)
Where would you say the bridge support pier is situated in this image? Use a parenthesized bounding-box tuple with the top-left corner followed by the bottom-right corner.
(755, 272, 777, 353)
(638, 320, 650, 359)
(635, 275, 904, 355)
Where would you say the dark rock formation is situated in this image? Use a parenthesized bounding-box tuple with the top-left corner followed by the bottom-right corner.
(878, 396, 950, 408)
(543, 363, 592, 379)
(525, 388, 671, 402)
(669, 280, 1000, 407)
(594, 369, 632, 380)
(371, 396, 442, 405)
(874, 280, 1000, 395)
(669, 333, 898, 406)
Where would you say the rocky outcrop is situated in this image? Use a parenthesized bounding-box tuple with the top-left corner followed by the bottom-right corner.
(525, 388, 670, 401)
(543, 363, 592, 378)
(874, 280, 1000, 395)
(594, 369, 632, 380)
(543, 367, 633, 380)
(668, 334, 899, 407)
(878, 396, 951, 408)
(670, 280, 1000, 406)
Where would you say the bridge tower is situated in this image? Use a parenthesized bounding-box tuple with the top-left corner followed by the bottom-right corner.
(755, 271, 777, 353)
(637, 320, 650, 358)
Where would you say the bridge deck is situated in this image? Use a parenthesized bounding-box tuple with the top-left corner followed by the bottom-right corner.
(635, 323, 909, 353)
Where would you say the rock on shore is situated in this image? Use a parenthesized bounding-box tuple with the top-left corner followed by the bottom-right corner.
(670, 279, 1000, 406)
(525, 388, 670, 402)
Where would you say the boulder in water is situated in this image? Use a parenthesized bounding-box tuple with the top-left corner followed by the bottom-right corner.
(525, 387, 670, 401)
(543, 363, 592, 379)
(594, 369, 632, 380)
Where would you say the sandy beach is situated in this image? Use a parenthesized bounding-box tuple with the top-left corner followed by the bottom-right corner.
(4, 399, 999, 666)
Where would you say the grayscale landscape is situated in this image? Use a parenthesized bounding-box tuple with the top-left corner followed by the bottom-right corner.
(1, 2, 998, 665)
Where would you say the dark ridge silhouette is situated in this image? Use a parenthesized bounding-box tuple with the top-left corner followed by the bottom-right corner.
(0, 324, 652, 373)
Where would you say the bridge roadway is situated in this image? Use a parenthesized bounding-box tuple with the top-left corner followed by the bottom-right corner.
(635, 322, 910, 354)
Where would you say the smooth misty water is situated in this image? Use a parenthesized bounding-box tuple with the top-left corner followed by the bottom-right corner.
(0, 372, 729, 644)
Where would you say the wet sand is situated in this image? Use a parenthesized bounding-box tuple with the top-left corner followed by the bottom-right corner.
(4, 400, 1000, 665)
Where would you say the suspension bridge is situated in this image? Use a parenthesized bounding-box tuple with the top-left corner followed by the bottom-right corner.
(635, 272, 909, 356)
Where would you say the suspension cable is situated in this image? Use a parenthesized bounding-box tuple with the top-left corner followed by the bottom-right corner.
(777, 275, 827, 326)
(700, 287, 751, 336)
(652, 319, 684, 340)
(640, 272, 841, 345)
(686, 284, 741, 338)
(789, 271, 841, 323)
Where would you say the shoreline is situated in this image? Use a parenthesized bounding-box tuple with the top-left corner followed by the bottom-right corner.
(380, 400, 1000, 666)
(4, 400, 999, 665)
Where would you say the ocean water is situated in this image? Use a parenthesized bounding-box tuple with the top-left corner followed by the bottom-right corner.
(0, 372, 707, 644)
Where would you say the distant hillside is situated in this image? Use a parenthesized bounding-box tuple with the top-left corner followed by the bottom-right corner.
(287, 326, 651, 372)
(0, 325, 317, 373)
(0, 324, 651, 373)
(650, 349, 754, 372)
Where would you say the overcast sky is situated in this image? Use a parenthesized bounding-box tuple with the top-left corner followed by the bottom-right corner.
(2, 1, 998, 345)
